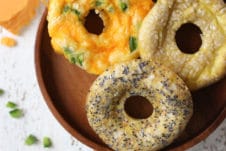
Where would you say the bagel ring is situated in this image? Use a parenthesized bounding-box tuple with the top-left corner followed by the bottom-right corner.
(139, 0, 226, 90)
(47, 0, 154, 74)
(86, 59, 193, 151)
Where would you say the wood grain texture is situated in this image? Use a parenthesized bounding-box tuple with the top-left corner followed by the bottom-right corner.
(35, 10, 226, 151)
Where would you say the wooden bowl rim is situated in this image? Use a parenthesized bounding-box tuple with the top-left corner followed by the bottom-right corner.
(34, 10, 226, 151)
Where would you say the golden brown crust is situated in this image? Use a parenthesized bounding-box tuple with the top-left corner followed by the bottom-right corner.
(138, 0, 226, 90)
(86, 59, 193, 151)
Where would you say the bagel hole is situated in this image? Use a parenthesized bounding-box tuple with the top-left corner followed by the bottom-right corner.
(84, 10, 104, 35)
(175, 23, 202, 54)
(124, 96, 153, 119)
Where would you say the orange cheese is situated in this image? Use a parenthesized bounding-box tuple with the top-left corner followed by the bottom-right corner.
(0, 0, 39, 34)
(0, 37, 17, 47)
(48, 0, 154, 74)
(0, 0, 28, 22)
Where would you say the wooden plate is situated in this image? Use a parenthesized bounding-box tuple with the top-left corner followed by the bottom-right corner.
(35, 10, 226, 151)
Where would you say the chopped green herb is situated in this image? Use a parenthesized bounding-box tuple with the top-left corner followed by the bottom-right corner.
(0, 89, 4, 96)
(129, 36, 137, 52)
(43, 137, 52, 148)
(63, 5, 70, 13)
(64, 47, 74, 57)
(108, 6, 114, 12)
(69, 53, 84, 66)
(9, 108, 23, 118)
(64, 48, 84, 66)
(77, 53, 84, 66)
(64, 47, 71, 54)
(72, 8, 80, 16)
(6, 101, 17, 109)
(120, 1, 128, 12)
(63, 5, 80, 17)
(70, 56, 76, 64)
(25, 135, 38, 145)
(95, 0, 102, 6)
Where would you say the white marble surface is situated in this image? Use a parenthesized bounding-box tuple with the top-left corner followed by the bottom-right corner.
(0, 5, 225, 151)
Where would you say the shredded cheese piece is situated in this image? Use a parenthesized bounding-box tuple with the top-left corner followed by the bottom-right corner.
(0, 37, 17, 47)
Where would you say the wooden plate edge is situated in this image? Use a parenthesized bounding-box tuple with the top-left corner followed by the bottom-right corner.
(34, 9, 226, 151)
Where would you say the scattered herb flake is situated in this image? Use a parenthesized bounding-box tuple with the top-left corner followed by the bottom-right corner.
(0, 89, 4, 96)
(43, 137, 52, 148)
(72, 8, 80, 16)
(108, 6, 114, 12)
(9, 108, 23, 118)
(63, 5, 70, 13)
(64, 48, 84, 66)
(25, 135, 38, 145)
(70, 56, 76, 64)
(129, 36, 137, 52)
(6, 101, 17, 109)
(63, 5, 80, 17)
(64, 47, 71, 54)
(95, 0, 102, 6)
(77, 53, 84, 66)
(120, 1, 128, 12)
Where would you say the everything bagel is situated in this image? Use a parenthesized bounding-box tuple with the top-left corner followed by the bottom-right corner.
(86, 59, 193, 151)
(47, 0, 154, 74)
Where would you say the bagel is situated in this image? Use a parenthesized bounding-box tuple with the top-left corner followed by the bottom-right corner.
(47, 0, 154, 74)
(138, 0, 226, 90)
(86, 59, 193, 151)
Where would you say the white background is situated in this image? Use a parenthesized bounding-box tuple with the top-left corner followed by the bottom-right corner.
(0, 5, 225, 151)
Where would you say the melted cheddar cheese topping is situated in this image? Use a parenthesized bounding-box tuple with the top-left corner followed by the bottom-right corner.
(48, 0, 154, 74)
